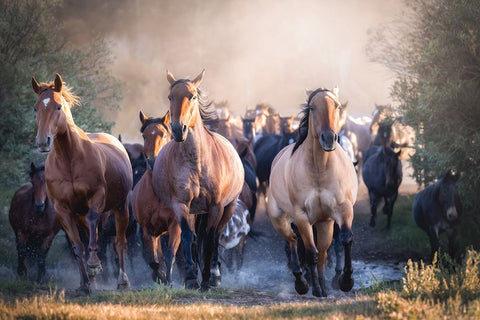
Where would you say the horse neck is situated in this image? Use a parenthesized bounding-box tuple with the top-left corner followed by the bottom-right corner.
(180, 113, 211, 165)
(52, 119, 88, 161)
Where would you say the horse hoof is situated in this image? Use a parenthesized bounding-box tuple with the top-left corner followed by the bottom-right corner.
(294, 275, 309, 295)
(87, 264, 103, 277)
(339, 274, 354, 292)
(331, 275, 340, 290)
(117, 281, 130, 291)
(185, 278, 200, 290)
(369, 218, 376, 228)
(209, 274, 221, 287)
(312, 285, 326, 297)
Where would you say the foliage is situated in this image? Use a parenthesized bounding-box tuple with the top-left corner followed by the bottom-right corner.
(0, 0, 122, 192)
(367, 0, 480, 252)
(376, 249, 480, 319)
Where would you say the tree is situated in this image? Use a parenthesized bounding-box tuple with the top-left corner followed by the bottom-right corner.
(368, 0, 480, 252)
(0, 0, 122, 192)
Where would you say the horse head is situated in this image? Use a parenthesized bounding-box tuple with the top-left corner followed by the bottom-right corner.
(383, 146, 402, 188)
(29, 162, 47, 212)
(166, 69, 205, 142)
(435, 169, 462, 222)
(32, 73, 76, 152)
(139, 110, 171, 170)
(308, 88, 342, 152)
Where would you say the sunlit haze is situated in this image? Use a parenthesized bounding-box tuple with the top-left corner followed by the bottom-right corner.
(63, 0, 404, 143)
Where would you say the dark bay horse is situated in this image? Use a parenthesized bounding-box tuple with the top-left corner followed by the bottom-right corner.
(362, 145, 402, 229)
(268, 88, 358, 297)
(9, 163, 62, 282)
(32, 74, 132, 293)
(132, 110, 183, 285)
(152, 70, 244, 290)
(412, 170, 462, 261)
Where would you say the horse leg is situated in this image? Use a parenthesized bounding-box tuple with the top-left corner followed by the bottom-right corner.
(15, 232, 27, 279)
(58, 212, 91, 294)
(368, 191, 378, 227)
(336, 202, 355, 292)
(36, 231, 57, 283)
(311, 220, 334, 297)
(331, 223, 343, 289)
(142, 230, 164, 284)
(383, 192, 398, 230)
(268, 199, 308, 295)
(427, 226, 440, 263)
(180, 216, 199, 289)
(113, 205, 130, 290)
(165, 221, 182, 285)
(85, 209, 103, 285)
(446, 228, 457, 261)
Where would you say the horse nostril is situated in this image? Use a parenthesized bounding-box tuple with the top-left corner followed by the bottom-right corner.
(182, 125, 187, 133)
(47, 136, 51, 146)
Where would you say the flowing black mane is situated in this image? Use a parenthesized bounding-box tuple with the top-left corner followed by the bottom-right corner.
(292, 88, 331, 155)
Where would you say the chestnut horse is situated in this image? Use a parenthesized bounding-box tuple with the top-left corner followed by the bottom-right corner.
(132, 110, 182, 285)
(152, 70, 244, 290)
(9, 163, 62, 282)
(32, 74, 132, 293)
(268, 88, 358, 297)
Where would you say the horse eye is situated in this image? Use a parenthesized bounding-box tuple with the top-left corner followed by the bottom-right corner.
(191, 94, 197, 100)
(57, 104, 61, 110)
(168, 95, 172, 101)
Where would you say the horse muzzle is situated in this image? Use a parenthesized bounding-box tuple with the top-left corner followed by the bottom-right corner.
(320, 130, 337, 152)
(446, 206, 458, 222)
(171, 121, 188, 142)
(34, 202, 45, 212)
(146, 157, 156, 170)
(36, 135, 52, 153)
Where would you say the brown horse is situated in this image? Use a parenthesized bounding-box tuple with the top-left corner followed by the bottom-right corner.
(132, 110, 182, 285)
(152, 70, 244, 290)
(267, 88, 358, 297)
(32, 74, 132, 293)
(9, 163, 62, 282)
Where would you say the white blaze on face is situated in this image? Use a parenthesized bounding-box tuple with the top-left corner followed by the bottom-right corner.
(446, 206, 458, 221)
(42, 98, 50, 109)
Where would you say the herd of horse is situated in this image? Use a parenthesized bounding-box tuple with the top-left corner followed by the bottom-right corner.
(7, 71, 462, 297)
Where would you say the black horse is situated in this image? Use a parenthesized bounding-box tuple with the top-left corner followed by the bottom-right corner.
(412, 170, 462, 261)
(362, 145, 402, 229)
(253, 130, 297, 197)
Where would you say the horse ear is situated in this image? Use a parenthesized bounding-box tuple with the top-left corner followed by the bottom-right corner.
(54, 73, 63, 92)
(166, 70, 176, 85)
(139, 110, 148, 124)
(118, 134, 122, 142)
(305, 89, 313, 97)
(192, 69, 205, 87)
(395, 150, 402, 158)
(341, 101, 349, 110)
(163, 110, 170, 126)
(332, 86, 339, 98)
(32, 77, 41, 94)
(30, 162, 36, 177)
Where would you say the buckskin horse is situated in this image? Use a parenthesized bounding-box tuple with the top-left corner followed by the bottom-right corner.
(32, 74, 132, 294)
(9, 162, 62, 282)
(152, 70, 244, 290)
(267, 88, 357, 297)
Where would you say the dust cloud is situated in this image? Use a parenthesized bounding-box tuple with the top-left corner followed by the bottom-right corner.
(62, 0, 404, 143)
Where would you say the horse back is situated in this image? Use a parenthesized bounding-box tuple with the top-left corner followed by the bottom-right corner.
(88, 133, 133, 210)
(8, 184, 33, 229)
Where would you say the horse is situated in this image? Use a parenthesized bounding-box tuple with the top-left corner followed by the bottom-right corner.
(338, 102, 372, 173)
(267, 88, 357, 297)
(362, 145, 402, 229)
(9, 163, 62, 282)
(32, 73, 132, 294)
(132, 110, 184, 285)
(370, 104, 415, 160)
(152, 70, 244, 290)
(412, 170, 462, 262)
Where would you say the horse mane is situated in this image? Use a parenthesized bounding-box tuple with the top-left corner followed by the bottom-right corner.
(291, 88, 330, 155)
(140, 116, 170, 133)
(170, 79, 218, 128)
(36, 81, 81, 108)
